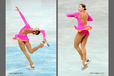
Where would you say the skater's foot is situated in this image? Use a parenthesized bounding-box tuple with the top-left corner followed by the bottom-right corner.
(81, 64, 88, 71)
(82, 59, 88, 67)
(41, 41, 49, 47)
(30, 63, 35, 69)
(84, 64, 87, 67)
(40, 41, 45, 47)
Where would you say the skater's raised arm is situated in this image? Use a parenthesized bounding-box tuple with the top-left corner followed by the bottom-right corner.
(16, 6, 28, 25)
(66, 12, 79, 18)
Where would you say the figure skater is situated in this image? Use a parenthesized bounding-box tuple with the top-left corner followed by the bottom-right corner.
(13, 6, 48, 68)
(66, 4, 93, 67)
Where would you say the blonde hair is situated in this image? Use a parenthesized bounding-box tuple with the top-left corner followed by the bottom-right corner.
(80, 12, 88, 26)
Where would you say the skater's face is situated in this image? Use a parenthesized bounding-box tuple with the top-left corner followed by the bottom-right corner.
(33, 27, 39, 31)
(78, 5, 84, 12)
(32, 27, 40, 35)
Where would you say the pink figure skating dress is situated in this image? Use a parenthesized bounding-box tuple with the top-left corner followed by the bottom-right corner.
(66, 10, 93, 35)
(13, 10, 46, 41)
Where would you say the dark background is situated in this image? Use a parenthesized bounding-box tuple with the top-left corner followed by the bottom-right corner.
(0, 0, 5, 76)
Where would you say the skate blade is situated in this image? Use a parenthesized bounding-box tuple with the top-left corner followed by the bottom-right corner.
(81, 65, 88, 71)
(44, 42, 50, 47)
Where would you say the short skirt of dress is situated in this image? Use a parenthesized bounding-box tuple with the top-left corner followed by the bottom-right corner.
(12, 34, 29, 41)
(72, 25, 92, 32)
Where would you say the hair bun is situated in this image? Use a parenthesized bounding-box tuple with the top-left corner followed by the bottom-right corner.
(84, 8, 87, 10)
(80, 4, 87, 10)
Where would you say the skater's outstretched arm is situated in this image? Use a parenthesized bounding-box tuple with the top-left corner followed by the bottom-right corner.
(40, 30, 46, 42)
(66, 12, 78, 18)
(16, 6, 29, 25)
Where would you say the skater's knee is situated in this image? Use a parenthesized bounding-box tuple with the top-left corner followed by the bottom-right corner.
(40, 43, 44, 47)
(74, 42, 80, 49)
(74, 44, 79, 49)
(29, 51, 33, 54)
(28, 49, 33, 54)
(83, 51, 86, 54)
(81, 44, 85, 49)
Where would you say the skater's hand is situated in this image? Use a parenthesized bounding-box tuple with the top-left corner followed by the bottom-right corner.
(44, 38, 46, 42)
(74, 16, 77, 18)
(16, 6, 20, 11)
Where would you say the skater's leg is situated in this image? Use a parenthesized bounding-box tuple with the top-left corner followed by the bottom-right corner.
(81, 34, 89, 67)
(18, 40, 34, 68)
(25, 41, 44, 54)
(74, 32, 85, 60)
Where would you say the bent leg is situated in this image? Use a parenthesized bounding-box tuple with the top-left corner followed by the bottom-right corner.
(25, 41, 44, 54)
(74, 32, 85, 60)
(18, 40, 34, 68)
(81, 34, 89, 66)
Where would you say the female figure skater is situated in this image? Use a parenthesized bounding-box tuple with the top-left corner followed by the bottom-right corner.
(13, 6, 48, 68)
(66, 4, 93, 67)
